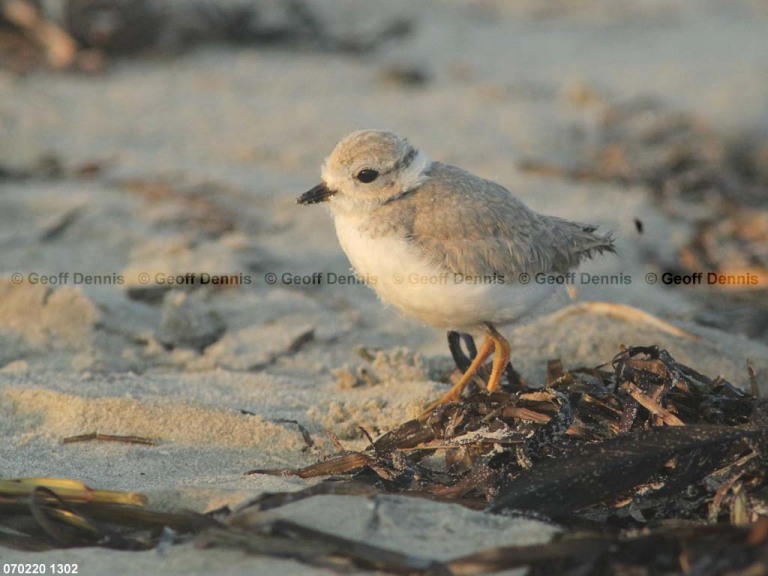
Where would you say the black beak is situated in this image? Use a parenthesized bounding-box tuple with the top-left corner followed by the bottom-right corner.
(297, 182, 336, 205)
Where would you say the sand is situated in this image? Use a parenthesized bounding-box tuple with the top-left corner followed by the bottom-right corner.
(1, 0, 768, 573)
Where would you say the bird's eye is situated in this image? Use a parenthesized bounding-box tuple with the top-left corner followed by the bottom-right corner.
(356, 169, 379, 183)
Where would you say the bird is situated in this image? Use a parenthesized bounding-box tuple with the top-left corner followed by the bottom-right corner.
(298, 129, 615, 410)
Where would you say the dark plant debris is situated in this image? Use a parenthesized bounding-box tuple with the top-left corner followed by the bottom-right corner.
(0, 0, 413, 73)
(3, 345, 767, 574)
(248, 344, 768, 573)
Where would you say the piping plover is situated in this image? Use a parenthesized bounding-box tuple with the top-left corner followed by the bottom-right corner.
(298, 130, 615, 408)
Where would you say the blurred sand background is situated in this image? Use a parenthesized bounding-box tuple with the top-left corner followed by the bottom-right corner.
(1, 0, 768, 573)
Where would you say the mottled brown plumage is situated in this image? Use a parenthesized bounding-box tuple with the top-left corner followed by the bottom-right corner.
(365, 161, 614, 278)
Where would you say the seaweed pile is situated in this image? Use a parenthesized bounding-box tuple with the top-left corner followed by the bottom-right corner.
(268, 343, 767, 514)
(243, 342, 768, 573)
(0, 0, 412, 73)
(2, 344, 767, 574)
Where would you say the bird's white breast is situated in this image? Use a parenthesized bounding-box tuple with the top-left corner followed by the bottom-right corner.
(331, 210, 560, 331)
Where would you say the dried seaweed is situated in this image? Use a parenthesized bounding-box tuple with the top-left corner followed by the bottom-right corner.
(490, 425, 759, 516)
(269, 346, 766, 508)
(0, 0, 414, 72)
(0, 477, 215, 551)
(242, 344, 768, 572)
(2, 345, 767, 574)
(447, 520, 768, 575)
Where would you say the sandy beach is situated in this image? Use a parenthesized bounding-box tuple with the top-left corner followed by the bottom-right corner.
(1, 0, 768, 573)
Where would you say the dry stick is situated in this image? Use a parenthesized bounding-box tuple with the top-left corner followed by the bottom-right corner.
(61, 433, 157, 446)
(747, 362, 760, 398)
(709, 470, 745, 523)
(549, 302, 699, 341)
(501, 406, 551, 424)
(621, 382, 685, 426)
(2, 0, 77, 68)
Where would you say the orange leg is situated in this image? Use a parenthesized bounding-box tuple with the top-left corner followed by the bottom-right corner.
(485, 324, 511, 393)
(422, 324, 514, 415)
(422, 334, 494, 413)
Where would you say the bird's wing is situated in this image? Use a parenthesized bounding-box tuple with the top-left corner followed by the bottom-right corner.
(398, 162, 614, 278)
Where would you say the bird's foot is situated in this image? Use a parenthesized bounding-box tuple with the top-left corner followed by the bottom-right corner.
(419, 390, 463, 419)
